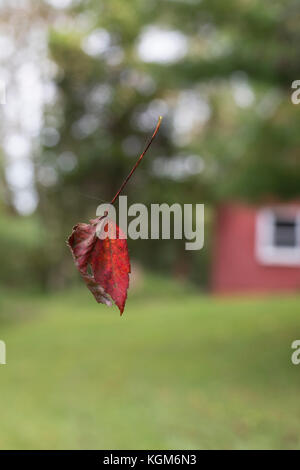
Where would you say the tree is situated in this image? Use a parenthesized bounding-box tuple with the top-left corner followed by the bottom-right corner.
(2, 0, 299, 288)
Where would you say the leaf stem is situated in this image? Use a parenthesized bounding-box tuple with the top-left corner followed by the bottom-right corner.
(110, 116, 163, 205)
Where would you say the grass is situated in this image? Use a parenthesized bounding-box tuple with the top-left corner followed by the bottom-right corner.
(0, 276, 300, 449)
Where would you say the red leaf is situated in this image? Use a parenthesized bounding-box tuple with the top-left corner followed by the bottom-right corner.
(67, 217, 130, 314)
(67, 118, 162, 316)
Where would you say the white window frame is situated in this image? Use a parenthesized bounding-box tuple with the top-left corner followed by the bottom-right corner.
(255, 209, 300, 266)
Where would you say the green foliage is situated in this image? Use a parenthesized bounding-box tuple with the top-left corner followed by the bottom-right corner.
(3, 0, 299, 288)
(0, 213, 46, 290)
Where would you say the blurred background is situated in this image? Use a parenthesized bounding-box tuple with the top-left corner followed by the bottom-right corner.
(0, 0, 300, 449)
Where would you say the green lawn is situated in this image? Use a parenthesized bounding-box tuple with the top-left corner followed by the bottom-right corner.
(0, 278, 300, 449)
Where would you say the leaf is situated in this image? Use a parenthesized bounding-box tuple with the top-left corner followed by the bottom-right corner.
(67, 217, 130, 314)
(67, 119, 161, 315)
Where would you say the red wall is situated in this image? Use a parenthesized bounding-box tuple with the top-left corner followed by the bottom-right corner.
(212, 203, 300, 294)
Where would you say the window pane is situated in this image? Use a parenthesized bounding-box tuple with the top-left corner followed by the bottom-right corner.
(273, 217, 297, 247)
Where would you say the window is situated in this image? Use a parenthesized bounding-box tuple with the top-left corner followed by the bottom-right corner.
(256, 209, 300, 266)
(274, 217, 297, 248)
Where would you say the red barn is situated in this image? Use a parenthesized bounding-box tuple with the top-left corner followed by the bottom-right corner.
(212, 202, 300, 294)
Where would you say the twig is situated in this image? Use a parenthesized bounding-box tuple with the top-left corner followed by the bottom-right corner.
(110, 116, 163, 205)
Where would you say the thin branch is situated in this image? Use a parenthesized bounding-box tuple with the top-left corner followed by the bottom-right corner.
(110, 116, 163, 205)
